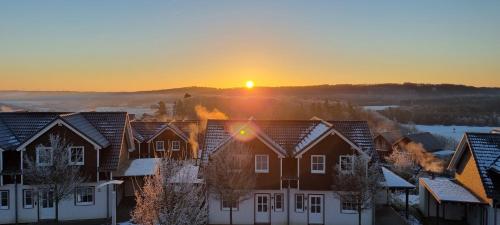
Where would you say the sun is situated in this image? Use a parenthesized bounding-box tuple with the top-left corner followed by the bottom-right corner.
(245, 80, 254, 89)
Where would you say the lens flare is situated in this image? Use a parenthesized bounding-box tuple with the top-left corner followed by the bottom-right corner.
(246, 80, 254, 89)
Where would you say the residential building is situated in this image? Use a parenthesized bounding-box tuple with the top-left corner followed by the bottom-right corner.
(203, 118, 378, 225)
(419, 132, 500, 225)
(373, 131, 401, 160)
(0, 112, 135, 224)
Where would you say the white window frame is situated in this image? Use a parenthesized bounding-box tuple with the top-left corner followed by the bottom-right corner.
(255, 154, 269, 173)
(340, 155, 354, 173)
(23, 189, 34, 209)
(0, 190, 9, 210)
(36, 147, 53, 166)
(156, 141, 165, 151)
(171, 140, 180, 151)
(341, 199, 358, 214)
(68, 146, 85, 166)
(274, 193, 284, 212)
(221, 198, 238, 211)
(75, 186, 94, 206)
(311, 155, 326, 174)
(295, 194, 304, 213)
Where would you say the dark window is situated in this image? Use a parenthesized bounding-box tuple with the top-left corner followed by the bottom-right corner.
(275, 193, 283, 212)
(75, 186, 94, 205)
(295, 194, 304, 212)
(0, 190, 8, 209)
(23, 189, 33, 208)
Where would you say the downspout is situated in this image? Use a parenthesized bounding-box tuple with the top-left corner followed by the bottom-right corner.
(494, 200, 497, 225)
(15, 174, 18, 225)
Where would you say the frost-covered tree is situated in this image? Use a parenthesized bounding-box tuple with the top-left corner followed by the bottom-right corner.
(132, 159, 206, 225)
(385, 149, 416, 180)
(23, 134, 87, 222)
(204, 142, 256, 225)
(331, 155, 381, 225)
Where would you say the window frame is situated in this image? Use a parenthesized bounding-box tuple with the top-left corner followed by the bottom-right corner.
(155, 141, 165, 152)
(171, 140, 180, 151)
(341, 199, 358, 214)
(221, 198, 239, 211)
(68, 146, 85, 166)
(75, 186, 95, 206)
(340, 155, 354, 173)
(0, 190, 9, 210)
(274, 193, 284, 212)
(36, 146, 53, 166)
(23, 189, 34, 209)
(295, 194, 304, 213)
(255, 154, 269, 173)
(311, 155, 326, 174)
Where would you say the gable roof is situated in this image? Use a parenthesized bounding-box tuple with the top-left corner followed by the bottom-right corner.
(202, 119, 376, 161)
(375, 131, 401, 144)
(130, 121, 198, 143)
(449, 132, 500, 198)
(400, 132, 444, 152)
(0, 112, 130, 171)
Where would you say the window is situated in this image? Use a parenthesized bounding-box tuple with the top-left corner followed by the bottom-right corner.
(221, 198, 238, 211)
(340, 155, 354, 172)
(23, 190, 33, 209)
(68, 146, 84, 165)
(275, 193, 284, 212)
(311, 155, 326, 174)
(255, 155, 269, 173)
(341, 200, 358, 213)
(75, 186, 94, 206)
(295, 194, 304, 212)
(36, 147, 53, 166)
(156, 141, 165, 151)
(171, 140, 180, 151)
(0, 191, 8, 209)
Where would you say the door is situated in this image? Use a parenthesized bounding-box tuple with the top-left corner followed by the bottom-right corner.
(255, 194, 270, 224)
(39, 189, 55, 220)
(308, 195, 324, 224)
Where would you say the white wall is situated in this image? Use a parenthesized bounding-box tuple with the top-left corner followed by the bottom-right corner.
(208, 189, 373, 225)
(0, 181, 114, 224)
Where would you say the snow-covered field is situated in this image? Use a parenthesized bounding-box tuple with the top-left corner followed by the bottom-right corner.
(412, 124, 497, 141)
(363, 105, 399, 111)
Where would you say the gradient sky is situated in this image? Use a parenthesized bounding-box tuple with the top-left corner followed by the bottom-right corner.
(1, 0, 500, 91)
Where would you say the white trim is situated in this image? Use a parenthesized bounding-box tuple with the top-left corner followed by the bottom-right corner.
(295, 130, 368, 158)
(213, 131, 286, 158)
(16, 119, 102, 151)
(447, 133, 468, 170)
(155, 141, 165, 152)
(310, 155, 326, 174)
(255, 154, 269, 173)
(297, 158, 300, 190)
(75, 186, 95, 206)
(68, 146, 85, 166)
(23, 189, 34, 209)
(171, 140, 180, 151)
(36, 146, 53, 166)
(339, 155, 354, 173)
(147, 125, 189, 143)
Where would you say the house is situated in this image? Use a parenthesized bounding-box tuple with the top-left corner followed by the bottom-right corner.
(203, 118, 378, 225)
(419, 132, 500, 225)
(0, 112, 135, 224)
(394, 132, 445, 153)
(373, 131, 401, 160)
(129, 121, 200, 160)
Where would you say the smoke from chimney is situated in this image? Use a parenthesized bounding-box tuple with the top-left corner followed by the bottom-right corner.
(404, 142, 445, 173)
(188, 105, 229, 159)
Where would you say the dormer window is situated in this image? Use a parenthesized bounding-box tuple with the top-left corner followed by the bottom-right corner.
(156, 141, 165, 151)
(311, 155, 325, 174)
(171, 140, 180, 151)
(340, 155, 354, 172)
(68, 146, 84, 165)
(255, 155, 269, 173)
(36, 147, 53, 166)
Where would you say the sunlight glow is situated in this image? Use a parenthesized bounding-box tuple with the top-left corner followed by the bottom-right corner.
(246, 80, 254, 89)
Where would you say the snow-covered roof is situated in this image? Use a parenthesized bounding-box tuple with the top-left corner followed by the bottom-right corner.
(432, 150, 455, 157)
(420, 177, 484, 204)
(169, 164, 203, 184)
(381, 167, 415, 189)
(114, 158, 161, 177)
(295, 122, 330, 153)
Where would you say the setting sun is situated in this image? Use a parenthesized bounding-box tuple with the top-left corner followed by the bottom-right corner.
(246, 80, 254, 89)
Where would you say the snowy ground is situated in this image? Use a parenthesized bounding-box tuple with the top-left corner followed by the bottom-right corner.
(363, 105, 400, 111)
(394, 193, 419, 206)
(118, 221, 135, 225)
(408, 124, 497, 141)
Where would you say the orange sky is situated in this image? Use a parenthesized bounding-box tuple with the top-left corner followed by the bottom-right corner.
(1, 1, 499, 91)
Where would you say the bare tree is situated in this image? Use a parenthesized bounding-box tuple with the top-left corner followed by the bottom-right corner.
(23, 134, 87, 222)
(331, 155, 381, 225)
(204, 142, 256, 225)
(132, 159, 206, 225)
(385, 149, 417, 180)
